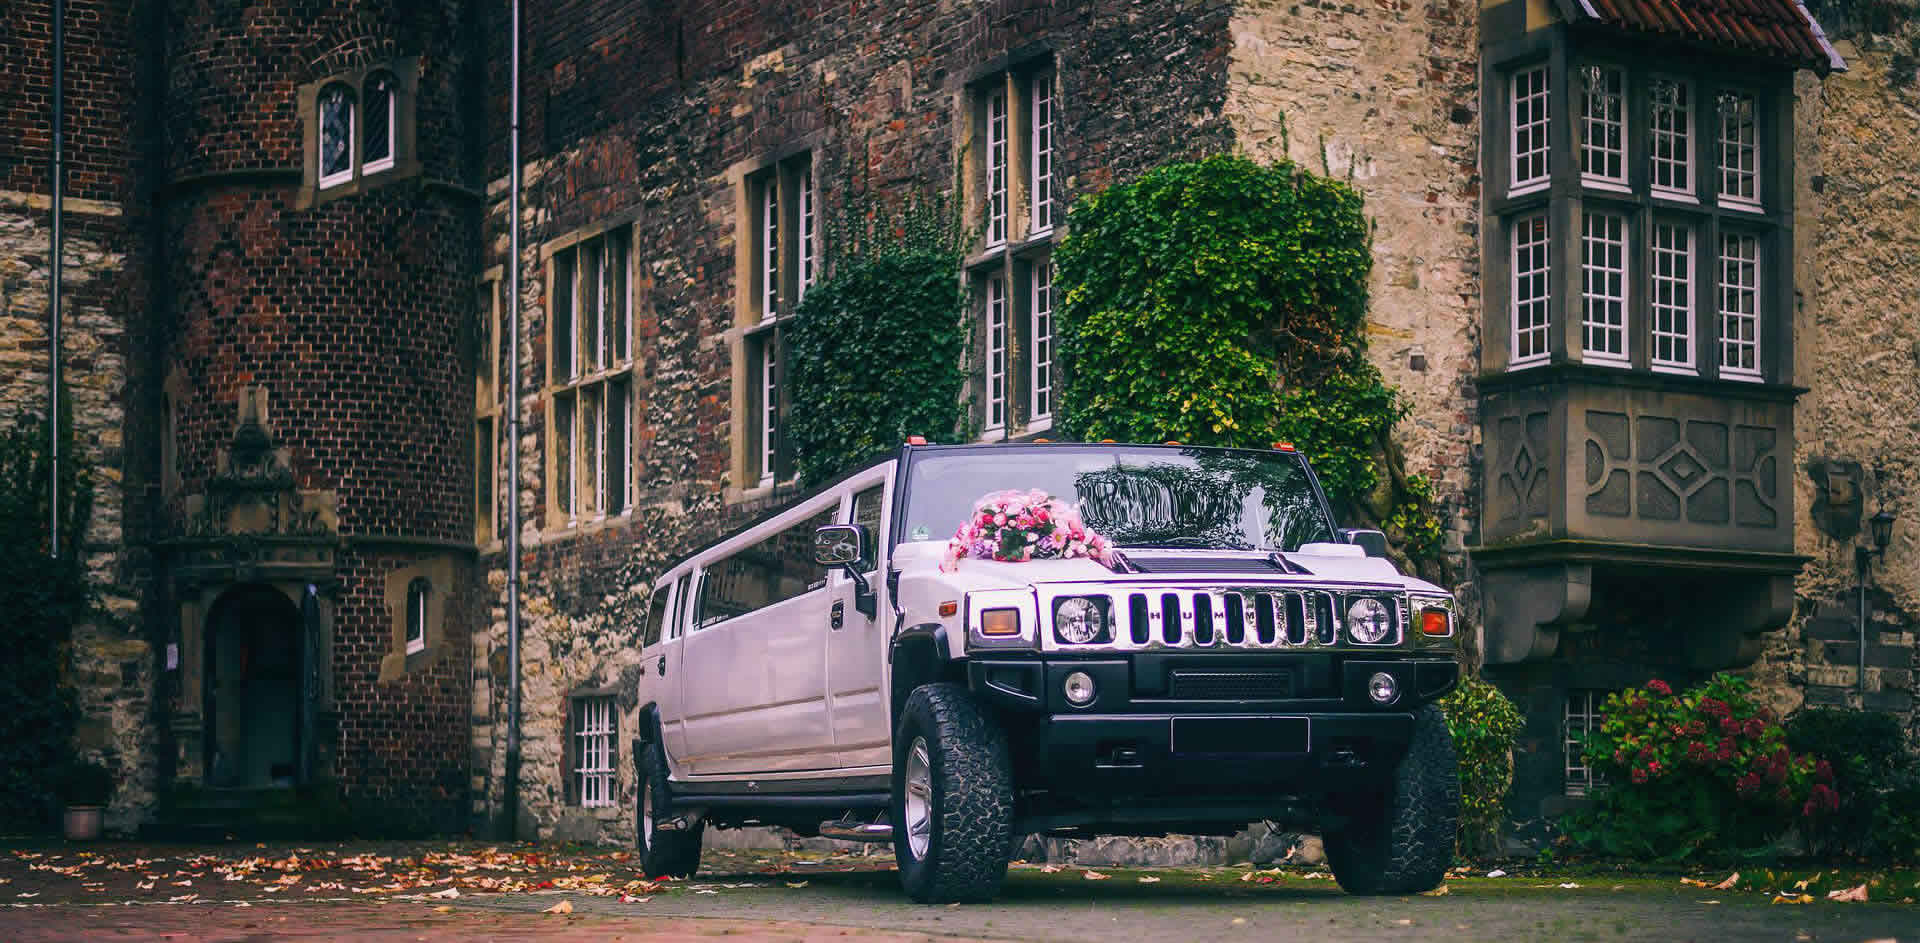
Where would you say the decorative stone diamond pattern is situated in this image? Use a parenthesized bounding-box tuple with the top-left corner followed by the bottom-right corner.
(1583, 411, 1779, 528)
(1495, 411, 1552, 523)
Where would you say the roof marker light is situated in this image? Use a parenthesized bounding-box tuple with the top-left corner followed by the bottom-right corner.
(907, 436, 928, 446)
(1273, 442, 1296, 452)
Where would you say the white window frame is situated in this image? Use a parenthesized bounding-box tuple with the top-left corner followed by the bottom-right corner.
(405, 579, 429, 655)
(546, 227, 635, 529)
(1649, 77, 1693, 200)
(1717, 91, 1762, 211)
(758, 331, 779, 487)
(1579, 65, 1628, 191)
(761, 178, 780, 322)
(1510, 212, 1552, 369)
(1029, 77, 1055, 236)
(1564, 689, 1607, 798)
(1509, 66, 1551, 196)
(986, 88, 1009, 247)
(1718, 232, 1762, 380)
(984, 275, 1007, 434)
(573, 696, 616, 809)
(798, 170, 816, 299)
(318, 84, 355, 190)
(1649, 222, 1695, 373)
(1029, 261, 1054, 431)
(362, 72, 397, 175)
(1580, 211, 1630, 366)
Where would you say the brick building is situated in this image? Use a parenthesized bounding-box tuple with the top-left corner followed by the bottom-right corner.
(1, 0, 1915, 839)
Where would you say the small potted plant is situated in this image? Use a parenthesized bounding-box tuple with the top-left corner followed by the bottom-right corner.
(57, 760, 115, 841)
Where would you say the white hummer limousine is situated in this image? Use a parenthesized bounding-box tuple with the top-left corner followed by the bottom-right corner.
(633, 441, 1462, 903)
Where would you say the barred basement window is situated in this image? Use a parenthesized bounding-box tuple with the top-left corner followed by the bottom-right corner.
(572, 697, 616, 808)
(1511, 213, 1551, 368)
(405, 578, 430, 655)
(1718, 232, 1761, 379)
(1580, 212, 1629, 365)
(1718, 91, 1761, 210)
(1649, 78, 1693, 198)
(1509, 66, 1551, 195)
(1649, 223, 1694, 372)
(1029, 260, 1054, 429)
(1564, 689, 1610, 798)
(1579, 66, 1627, 190)
(546, 225, 635, 528)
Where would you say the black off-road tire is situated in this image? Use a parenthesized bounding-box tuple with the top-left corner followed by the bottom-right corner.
(638, 736, 704, 880)
(1324, 703, 1460, 895)
(891, 683, 1014, 904)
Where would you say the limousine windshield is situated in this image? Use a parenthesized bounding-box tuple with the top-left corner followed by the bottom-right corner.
(900, 445, 1337, 553)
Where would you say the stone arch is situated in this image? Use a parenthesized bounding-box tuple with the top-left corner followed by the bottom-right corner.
(202, 583, 305, 788)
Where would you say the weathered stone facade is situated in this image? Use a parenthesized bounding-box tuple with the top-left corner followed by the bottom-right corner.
(2, 0, 1914, 842)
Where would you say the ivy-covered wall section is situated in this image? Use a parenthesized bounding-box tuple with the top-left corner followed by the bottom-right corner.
(1054, 155, 1446, 580)
(786, 201, 968, 487)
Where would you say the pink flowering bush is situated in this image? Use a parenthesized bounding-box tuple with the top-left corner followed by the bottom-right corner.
(1564, 673, 1836, 860)
(941, 489, 1114, 571)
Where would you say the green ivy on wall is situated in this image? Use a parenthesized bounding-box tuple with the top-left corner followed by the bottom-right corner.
(1053, 154, 1447, 575)
(785, 198, 968, 487)
(0, 408, 95, 830)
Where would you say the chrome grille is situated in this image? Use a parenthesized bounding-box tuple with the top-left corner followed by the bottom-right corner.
(1104, 588, 1359, 651)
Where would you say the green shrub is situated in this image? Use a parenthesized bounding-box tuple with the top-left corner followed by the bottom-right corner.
(1564, 674, 1834, 861)
(55, 760, 116, 806)
(1439, 676, 1525, 855)
(0, 409, 94, 830)
(1786, 707, 1919, 861)
(1052, 154, 1449, 572)
(1053, 154, 1371, 454)
(786, 199, 966, 486)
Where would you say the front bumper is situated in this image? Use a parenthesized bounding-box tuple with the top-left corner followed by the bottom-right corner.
(967, 654, 1458, 795)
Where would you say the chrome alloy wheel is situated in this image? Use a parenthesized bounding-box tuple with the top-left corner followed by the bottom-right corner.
(642, 779, 655, 848)
(904, 735, 933, 859)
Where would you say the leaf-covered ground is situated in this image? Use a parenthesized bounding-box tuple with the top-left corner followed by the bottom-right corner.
(2, 840, 1915, 941)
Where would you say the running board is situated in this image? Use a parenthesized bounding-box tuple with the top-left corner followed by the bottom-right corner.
(818, 819, 894, 842)
(671, 792, 890, 810)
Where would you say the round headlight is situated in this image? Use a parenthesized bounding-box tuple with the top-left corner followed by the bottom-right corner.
(1054, 597, 1107, 644)
(1346, 597, 1394, 644)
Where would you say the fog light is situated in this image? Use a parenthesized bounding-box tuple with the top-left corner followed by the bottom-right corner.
(1368, 671, 1399, 705)
(1063, 671, 1097, 707)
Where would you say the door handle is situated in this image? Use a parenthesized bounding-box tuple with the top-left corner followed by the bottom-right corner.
(830, 600, 846, 630)
(657, 656, 666, 677)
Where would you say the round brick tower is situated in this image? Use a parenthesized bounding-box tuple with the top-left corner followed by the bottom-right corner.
(156, 1, 480, 833)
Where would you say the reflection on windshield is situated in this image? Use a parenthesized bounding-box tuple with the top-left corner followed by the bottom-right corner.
(903, 447, 1335, 552)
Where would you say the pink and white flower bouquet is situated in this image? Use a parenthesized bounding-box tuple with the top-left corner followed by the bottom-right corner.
(941, 489, 1115, 571)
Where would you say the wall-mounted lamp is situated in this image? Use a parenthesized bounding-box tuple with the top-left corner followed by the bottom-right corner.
(1854, 508, 1897, 704)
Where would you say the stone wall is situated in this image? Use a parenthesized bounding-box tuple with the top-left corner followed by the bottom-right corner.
(474, 0, 1239, 841)
(1224, 0, 1483, 592)
(0, 0, 154, 832)
(1754, 9, 1920, 733)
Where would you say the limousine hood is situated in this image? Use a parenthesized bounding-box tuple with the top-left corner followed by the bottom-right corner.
(891, 540, 1444, 595)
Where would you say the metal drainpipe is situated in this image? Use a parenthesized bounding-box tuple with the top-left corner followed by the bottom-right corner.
(504, 0, 524, 842)
(49, 0, 65, 559)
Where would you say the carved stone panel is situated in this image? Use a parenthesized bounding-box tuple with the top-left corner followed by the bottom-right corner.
(1581, 409, 1779, 534)
(1494, 410, 1552, 525)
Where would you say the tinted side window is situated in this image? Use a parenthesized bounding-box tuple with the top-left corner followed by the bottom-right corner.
(671, 574, 691, 639)
(643, 584, 670, 647)
(697, 506, 837, 628)
(851, 485, 884, 569)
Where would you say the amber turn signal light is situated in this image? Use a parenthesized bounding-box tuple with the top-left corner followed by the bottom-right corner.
(1419, 608, 1452, 637)
(980, 608, 1021, 637)
(938, 601, 958, 617)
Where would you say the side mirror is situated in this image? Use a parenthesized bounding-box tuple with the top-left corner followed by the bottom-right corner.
(813, 524, 876, 619)
(1339, 528, 1390, 559)
(811, 524, 868, 569)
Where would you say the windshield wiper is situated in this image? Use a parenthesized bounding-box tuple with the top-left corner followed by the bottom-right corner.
(1120, 537, 1250, 550)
